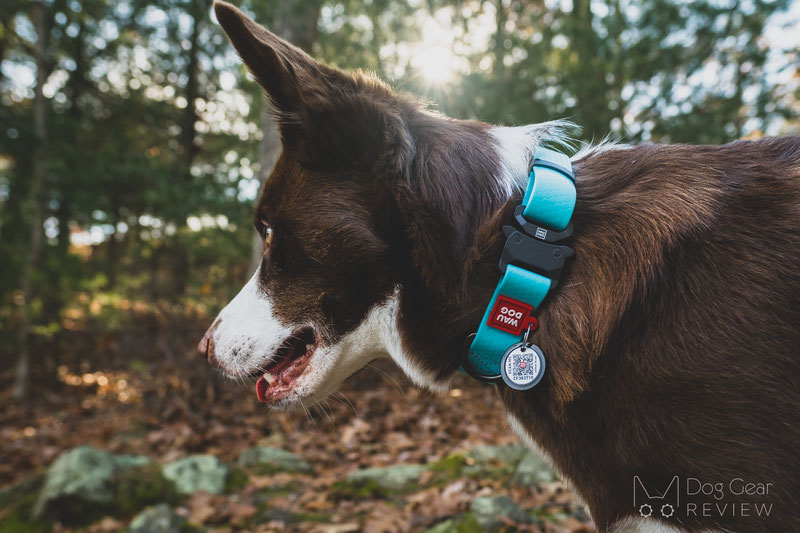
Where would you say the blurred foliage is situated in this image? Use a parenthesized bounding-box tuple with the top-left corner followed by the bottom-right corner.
(0, 0, 798, 379)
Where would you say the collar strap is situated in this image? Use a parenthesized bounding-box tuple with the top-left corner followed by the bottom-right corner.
(463, 147, 576, 382)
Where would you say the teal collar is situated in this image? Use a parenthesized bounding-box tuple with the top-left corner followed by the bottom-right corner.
(462, 147, 576, 387)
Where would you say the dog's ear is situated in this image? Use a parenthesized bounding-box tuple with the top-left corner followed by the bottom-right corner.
(214, 1, 313, 114)
(214, 1, 412, 174)
(297, 94, 413, 174)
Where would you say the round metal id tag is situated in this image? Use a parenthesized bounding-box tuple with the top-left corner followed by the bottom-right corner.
(500, 343, 546, 390)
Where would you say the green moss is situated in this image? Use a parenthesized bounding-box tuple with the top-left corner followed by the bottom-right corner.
(0, 477, 42, 511)
(333, 465, 428, 500)
(330, 476, 421, 499)
(426, 451, 517, 488)
(110, 464, 180, 516)
(338, 465, 426, 499)
(224, 466, 249, 493)
(252, 482, 301, 508)
(0, 492, 52, 533)
(289, 511, 330, 523)
(426, 454, 468, 486)
(331, 478, 387, 499)
(248, 464, 283, 475)
(425, 513, 482, 533)
(236, 447, 312, 475)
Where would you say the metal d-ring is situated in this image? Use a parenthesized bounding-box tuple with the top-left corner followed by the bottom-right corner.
(520, 323, 533, 349)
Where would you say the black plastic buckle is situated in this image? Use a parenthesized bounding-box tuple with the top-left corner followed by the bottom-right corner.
(513, 206, 573, 243)
(499, 226, 574, 290)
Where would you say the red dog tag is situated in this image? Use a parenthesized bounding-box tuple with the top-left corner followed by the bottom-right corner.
(487, 296, 538, 336)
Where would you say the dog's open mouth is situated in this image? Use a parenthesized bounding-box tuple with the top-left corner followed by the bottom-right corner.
(255, 327, 317, 403)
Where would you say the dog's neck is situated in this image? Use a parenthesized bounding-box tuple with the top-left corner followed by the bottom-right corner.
(394, 123, 715, 407)
(392, 121, 576, 387)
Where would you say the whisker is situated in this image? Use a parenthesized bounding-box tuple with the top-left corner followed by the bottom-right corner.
(313, 398, 336, 428)
(369, 363, 407, 399)
(299, 398, 319, 430)
(332, 391, 359, 417)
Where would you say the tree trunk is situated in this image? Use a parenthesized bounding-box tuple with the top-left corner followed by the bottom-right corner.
(492, 0, 507, 123)
(248, 2, 321, 274)
(570, 0, 607, 139)
(44, 18, 86, 319)
(180, 0, 203, 171)
(173, 0, 211, 296)
(14, 2, 50, 402)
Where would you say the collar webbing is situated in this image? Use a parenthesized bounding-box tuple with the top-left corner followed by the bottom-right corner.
(463, 147, 576, 382)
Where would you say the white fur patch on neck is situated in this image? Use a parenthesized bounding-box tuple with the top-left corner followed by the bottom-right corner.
(283, 295, 399, 404)
(371, 290, 451, 394)
(489, 120, 574, 197)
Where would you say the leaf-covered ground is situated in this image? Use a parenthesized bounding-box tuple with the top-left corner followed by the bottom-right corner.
(0, 320, 594, 532)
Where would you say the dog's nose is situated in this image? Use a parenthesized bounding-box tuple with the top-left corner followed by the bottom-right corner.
(198, 323, 218, 364)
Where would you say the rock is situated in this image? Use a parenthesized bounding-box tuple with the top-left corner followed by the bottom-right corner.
(34, 446, 155, 522)
(237, 446, 312, 474)
(128, 504, 185, 533)
(467, 444, 528, 466)
(512, 452, 557, 485)
(344, 464, 426, 494)
(470, 495, 529, 530)
(162, 455, 229, 495)
(459, 444, 530, 480)
(112, 464, 179, 515)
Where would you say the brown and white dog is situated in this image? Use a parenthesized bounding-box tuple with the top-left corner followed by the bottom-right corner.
(200, 3, 800, 532)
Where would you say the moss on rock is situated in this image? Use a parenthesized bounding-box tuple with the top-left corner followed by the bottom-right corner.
(425, 513, 483, 533)
(335, 464, 426, 498)
(111, 464, 180, 516)
(32, 446, 169, 526)
(127, 503, 186, 533)
(161, 455, 228, 495)
(470, 495, 529, 530)
(236, 447, 312, 475)
(224, 466, 250, 493)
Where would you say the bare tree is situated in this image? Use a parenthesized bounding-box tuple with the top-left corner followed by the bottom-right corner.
(14, 2, 51, 401)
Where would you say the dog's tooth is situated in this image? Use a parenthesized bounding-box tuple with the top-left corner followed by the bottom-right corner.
(305, 344, 313, 353)
(263, 372, 275, 384)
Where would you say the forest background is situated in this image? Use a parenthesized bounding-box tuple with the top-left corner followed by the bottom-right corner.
(1, 1, 798, 531)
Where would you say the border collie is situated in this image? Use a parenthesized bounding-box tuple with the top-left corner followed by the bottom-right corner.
(200, 3, 800, 531)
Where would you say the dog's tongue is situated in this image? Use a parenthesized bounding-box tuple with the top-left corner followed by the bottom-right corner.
(256, 375, 269, 403)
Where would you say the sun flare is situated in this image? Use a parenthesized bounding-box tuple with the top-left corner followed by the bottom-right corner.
(413, 13, 458, 86)
(417, 45, 455, 85)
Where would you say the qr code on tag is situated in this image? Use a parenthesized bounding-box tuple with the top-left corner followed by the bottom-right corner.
(511, 352, 536, 381)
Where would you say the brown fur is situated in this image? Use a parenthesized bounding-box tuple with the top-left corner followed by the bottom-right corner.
(212, 3, 800, 531)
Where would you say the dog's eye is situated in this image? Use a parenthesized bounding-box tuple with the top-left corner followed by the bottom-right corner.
(261, 222, 274, 249)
